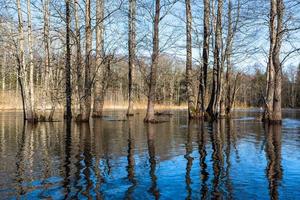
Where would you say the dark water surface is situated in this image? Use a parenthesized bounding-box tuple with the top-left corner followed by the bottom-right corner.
(0, 110, 300, 199)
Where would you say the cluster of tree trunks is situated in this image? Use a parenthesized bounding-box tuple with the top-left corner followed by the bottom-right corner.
(206, 0, 224, 120)
(185, 0, 241, 121)
(263, 0, 284, 124)
(74, 0, 112, 122)
(14, 0, 285, 123)
(16, 0, 36, 122)
(16, 0, 113, 122)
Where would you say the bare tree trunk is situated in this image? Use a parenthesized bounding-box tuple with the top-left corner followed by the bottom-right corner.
(224, 0, 240, 117)
(185, 0, 197, 119)
(93, 0, 105, 117)
(207, 0, 223, 120)
(271, 0, 284, 123)
(16, 0, 26, 119)
(74, 0, 82, 115)
(65, 0, 72, 120)
(224, 0, 233, 118)
(127, 0, 136, 116)
(40, 0, 51, 121)
(26, 0, 36, 122)
(197, 0, 210, 117)
(144, 0, 160, 123)
(77, 0, 92, 121)
(264, 0, 276, 122)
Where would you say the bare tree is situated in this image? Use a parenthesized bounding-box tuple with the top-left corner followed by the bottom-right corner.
(224, 0, 241, 117)
(16, 0, 36, 121)
(40, 0, 55, 121)
(16, 0, 26, 117)
(27, 0, 36, 121)
(207, 0, 223, 120)
(185, 0, 197, 119)
(144, 0, 160, 123)
(93, 0, 105, 118)
(65, 0, 72, 120)
(263, 0, 285, 123)
(272, 0, 284, 122)
(263, 0, 276, 122)
(77, 0, 92, 121)
(127, 0, 137, 116)
(74, 0, 82, 115)
(197, 0, 210, 118)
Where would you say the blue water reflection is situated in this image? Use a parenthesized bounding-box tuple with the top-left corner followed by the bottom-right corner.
(0, 110, 300, 199)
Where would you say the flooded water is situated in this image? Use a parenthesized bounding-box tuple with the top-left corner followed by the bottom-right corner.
(0, 110, 300, 199)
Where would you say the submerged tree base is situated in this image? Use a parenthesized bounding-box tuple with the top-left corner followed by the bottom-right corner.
(262, 119, 282, 125)
(144, 118, 158, 123)
(37, 115, 56, 122)
(75, 114, 90, 122)
(126, 113, 134, 116)
(24, 113, 39, 123)
(25, 118, 38, 123)
(261, 114, 282, 125)
(92, 113, 104, 118)
(155, 111, 173, 116)
(144, 117, 168, 123)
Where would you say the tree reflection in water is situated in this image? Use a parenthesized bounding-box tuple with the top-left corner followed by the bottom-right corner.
(125, 120, 137, 199)
(225, 119, 233, 199)
(210, 121, 224, 199)
(69, 122, 102, 199)
(264, 124, 282, 200)
(63, 119, 72, 198)
(198, 121, 209, 199)
(1, 111, 299, 199)
(15, 121, 27, 196)
(146, 124, 160, 199)
(185, 122, 194, 199)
